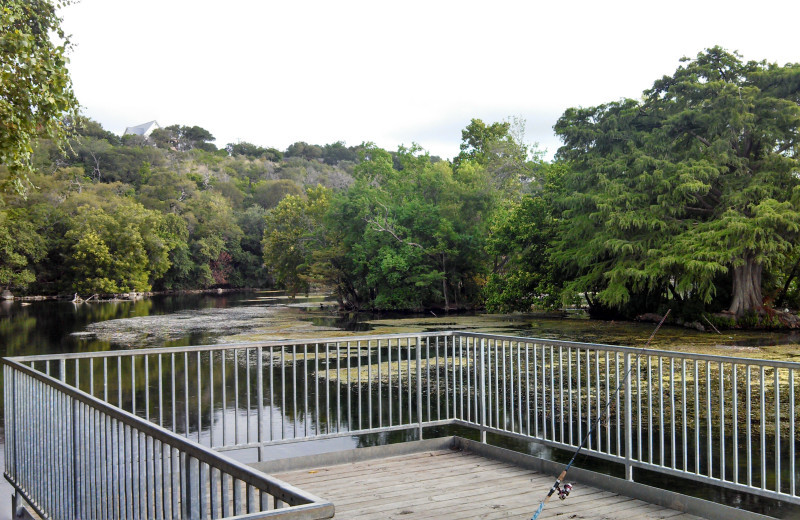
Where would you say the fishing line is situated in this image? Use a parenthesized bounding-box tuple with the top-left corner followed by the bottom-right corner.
(529, 309, 671, 520)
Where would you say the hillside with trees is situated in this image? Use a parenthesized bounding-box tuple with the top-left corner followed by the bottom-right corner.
(2, 7, 799, 328)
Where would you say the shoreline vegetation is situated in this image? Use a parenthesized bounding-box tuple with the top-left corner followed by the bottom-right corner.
(3, 24, 800, 334)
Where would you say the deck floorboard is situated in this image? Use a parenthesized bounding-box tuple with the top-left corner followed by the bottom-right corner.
(274, 450, 705, 519)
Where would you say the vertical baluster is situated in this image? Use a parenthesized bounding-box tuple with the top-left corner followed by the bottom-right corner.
(733, 364, 739, 485)
(171, 354, 177, 435)
(516, 343, 522, 435)
(480, 338, 487, 443)
(636, 354, 641, 462)
(551, 345, 556, 440)
(131, 356, 136, 416)
(336, 342, 341, 431)
(377, 340, 383, 429)
(576, 347, 582, 444)
(670, 358, 676, 469)
(775, 366, 781, 494)
(720, 361, 725, 481)
(760, 366, 766, 490)
(682, 358, 688, 473)
(648, 356, 653, 465)
(502, 340, 507, 430)
(258, 347, 264, 459)
(568, 347, 573, 446)
(790, 369, 796, 497)
(210, 351, 215, 448)
(368, 341, 373, 430)
(316, 343, 321, 436)
(595, 350, 601, 452)
(559, 346, 564, 444)
(443, 336, 449, 419)
(408, 338, 413, 424)
(222, 350, 228, 446)
(184, 352, 190, 438)
(425, 337, 431, 424)
(659, 357, 665, 466)
(278, 345, 288, 439)
(706, 361, 712, 478)
(604, 351, 610, 454)
(247, 348, 252, 444)
(586, 349, 591, 450)
(387, 340, 392, 428)
(197, 352, 202, 443)
(292, 344, 298, 438)
(450, 336, 456, 420)
(145, 355, 150, 423)
(158, 354, 164, 429)
(398, 340, 404, 425)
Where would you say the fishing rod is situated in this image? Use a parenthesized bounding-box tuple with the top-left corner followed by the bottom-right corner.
(529, 309, 671, 520)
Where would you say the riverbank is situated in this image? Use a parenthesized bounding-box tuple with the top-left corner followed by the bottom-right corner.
(1, 286, 259, 302)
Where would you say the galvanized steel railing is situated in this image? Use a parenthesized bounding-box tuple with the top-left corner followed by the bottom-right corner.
(2, 358, 334, 520)
(449, 333, 800, 505)
(4, 331, 800, 515)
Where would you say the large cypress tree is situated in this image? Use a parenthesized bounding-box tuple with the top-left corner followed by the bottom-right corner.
(554, 47, 800, 317)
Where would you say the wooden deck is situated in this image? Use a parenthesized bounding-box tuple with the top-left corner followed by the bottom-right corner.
(274, 449, 704, 520)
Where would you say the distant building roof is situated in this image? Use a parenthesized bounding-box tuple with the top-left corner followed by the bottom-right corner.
(123, 120, 160, 138)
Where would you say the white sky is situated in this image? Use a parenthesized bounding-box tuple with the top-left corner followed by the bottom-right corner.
(60, 0, 799, 161)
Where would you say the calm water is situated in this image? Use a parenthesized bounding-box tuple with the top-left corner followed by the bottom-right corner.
(2, 293, 799, 518)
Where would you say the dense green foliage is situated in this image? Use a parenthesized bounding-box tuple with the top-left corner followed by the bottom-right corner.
(554, 47, 800, 318)
(0, 120, 363, 295)
(3, 30, 800, 325)
(0, 0, 79, 195)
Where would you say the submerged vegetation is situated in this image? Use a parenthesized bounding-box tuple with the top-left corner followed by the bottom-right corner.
(2, 3, 800, 329)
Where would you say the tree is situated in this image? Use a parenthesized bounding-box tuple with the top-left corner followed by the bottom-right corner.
(453, 117, 536, 192)
(0, 0, 80, 194)
(160, 124, 216, 151)
(482, 159, 571, 312)
(225, 141, 283, 161)
(251, 179, 303, 209)
(322, 141, 357, 165)
(63, 201, 173, 294)
(0, 209, 46, 291)
(554, 47, 800, 317)
(320, 144, 498, 310)
(262, 186, 332, 297)
(285, 141, 323, 161)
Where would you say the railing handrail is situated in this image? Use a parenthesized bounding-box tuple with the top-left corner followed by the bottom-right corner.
(1, 357, 330, 509)
(457, 331, 800, 368)
(9, 329, 799, 370)
(4, 331, 456, 362)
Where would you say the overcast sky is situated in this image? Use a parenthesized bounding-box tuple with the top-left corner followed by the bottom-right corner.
(60, 0, 799, 160)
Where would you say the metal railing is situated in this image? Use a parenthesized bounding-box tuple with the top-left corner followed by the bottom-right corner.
(4, 331, 799, 517)
(2, 358, 334, 520)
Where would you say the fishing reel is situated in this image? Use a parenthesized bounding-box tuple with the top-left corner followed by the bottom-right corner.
(556, 482, 573, 500)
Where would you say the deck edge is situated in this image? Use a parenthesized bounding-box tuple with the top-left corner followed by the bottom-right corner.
(454, 437, 775, 520)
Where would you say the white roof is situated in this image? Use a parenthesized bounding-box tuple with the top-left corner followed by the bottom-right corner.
(123, 120, 160, 137)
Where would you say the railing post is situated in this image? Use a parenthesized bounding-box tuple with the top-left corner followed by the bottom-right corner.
(416, 337, 424, 440)
(71, 398, 80, 519)
(480, 338, 487, 444)
(257, 347, 264, 461)
(624, 353, 633, 481)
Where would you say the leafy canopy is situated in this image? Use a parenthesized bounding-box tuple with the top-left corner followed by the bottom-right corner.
(554, 46, 800, 316)
(0, 0, 79, 194)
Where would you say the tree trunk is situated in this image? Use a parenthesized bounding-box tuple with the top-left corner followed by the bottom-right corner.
(728, 255, 763, 316)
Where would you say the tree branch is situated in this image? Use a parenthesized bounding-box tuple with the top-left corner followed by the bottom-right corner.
(687, 130, 712, 148)
(364, 202, 424, 249)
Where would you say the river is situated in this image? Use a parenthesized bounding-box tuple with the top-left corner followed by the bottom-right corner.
(1, 291, 799, 517)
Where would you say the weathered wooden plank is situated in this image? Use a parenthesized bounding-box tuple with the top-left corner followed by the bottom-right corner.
(274, 450, 704, 520)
